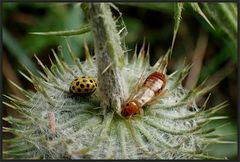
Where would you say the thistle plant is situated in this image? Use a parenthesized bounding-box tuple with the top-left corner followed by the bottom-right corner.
(3, 3, 236, 160)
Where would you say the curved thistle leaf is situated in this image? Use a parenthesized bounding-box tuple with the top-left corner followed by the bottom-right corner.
(189, 3, 215, 29)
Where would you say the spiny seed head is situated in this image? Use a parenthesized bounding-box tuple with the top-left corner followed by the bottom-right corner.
(3, 44, 231, 160)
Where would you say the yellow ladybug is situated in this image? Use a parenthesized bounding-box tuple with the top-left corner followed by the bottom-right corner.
(69, 76, 97, 95)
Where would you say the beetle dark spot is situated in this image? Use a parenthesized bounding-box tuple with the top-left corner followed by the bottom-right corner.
(83, 79, 87, 82)
(72, 86, 75, 90)
(77, 88, 81, 92)
(92, 85, 95, 88)
(95, 83, 97, 87)
(74, 78, 78, 81)
(86, 84, 90, 88)
(90, 80, 93, 83)
(76, 81, 80, 86)
(82, 76, 86, 78)
(84, 89, 89, 92)
(80, 84, 85, 88)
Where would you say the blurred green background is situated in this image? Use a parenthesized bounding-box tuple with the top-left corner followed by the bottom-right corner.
(2, 2, 238, 159)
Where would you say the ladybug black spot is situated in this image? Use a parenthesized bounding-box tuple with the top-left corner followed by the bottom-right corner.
(86, 84, 90, 88)
(77, 88, 81, 92)
(95, 83, 97, 87)
(90, 80, 93, 83)
(80, 84, 85, 88)
(83, 79, 87, 82)
(82, 76, 86, 78)
(84, 89, 89, 92)
(92, 85, 95, 88)
(72, 86, 75, 90)
(74, 78, 78, 81)
(76, 81, 80, 86)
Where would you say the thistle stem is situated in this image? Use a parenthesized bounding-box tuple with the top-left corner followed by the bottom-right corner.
(84, 3, 128, 111)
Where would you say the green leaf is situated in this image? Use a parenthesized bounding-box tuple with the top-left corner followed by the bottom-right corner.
(3, 27, 37, 70)
(170, 3, 184, 56)
(202, 3, 237, 45)
(189, 3, 215, 29)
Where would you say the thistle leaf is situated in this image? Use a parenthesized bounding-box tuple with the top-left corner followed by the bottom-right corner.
(202, 3, 237, 44)
(170, 3, 184, 56)
(189, 3, 215, 29)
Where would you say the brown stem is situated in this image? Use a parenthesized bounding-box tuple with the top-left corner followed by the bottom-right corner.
(185, 31, 208, 89)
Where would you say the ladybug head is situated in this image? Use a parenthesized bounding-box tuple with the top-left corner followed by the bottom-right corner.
(121, 101, 139, 117)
